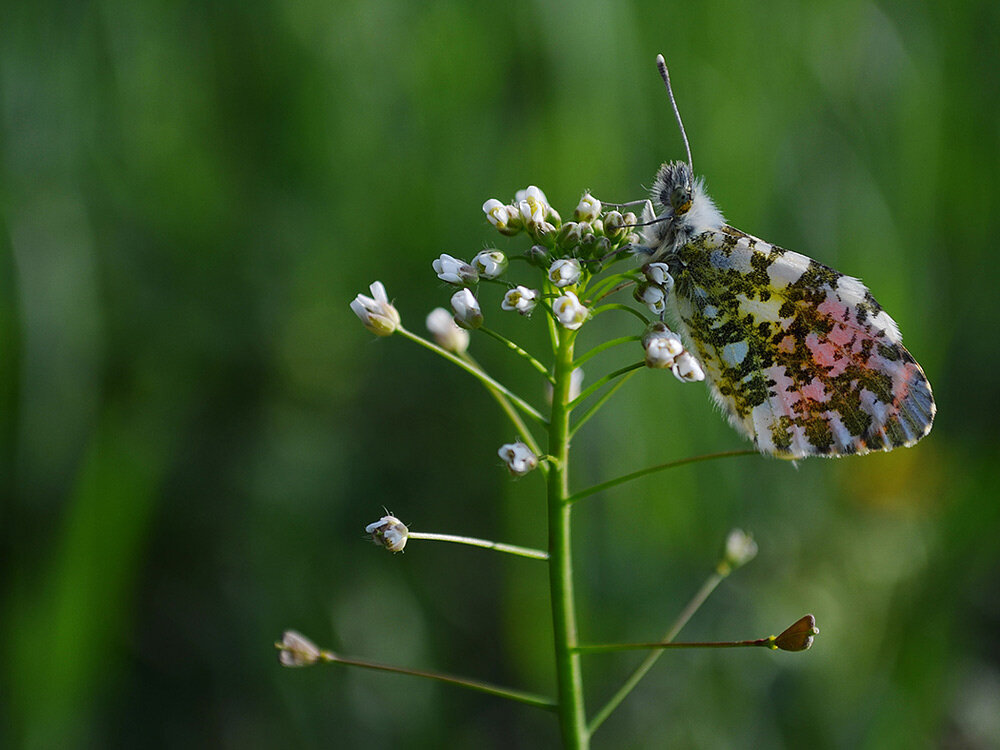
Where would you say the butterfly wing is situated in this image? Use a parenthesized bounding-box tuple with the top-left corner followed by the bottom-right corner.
(669, 227, 935, 458)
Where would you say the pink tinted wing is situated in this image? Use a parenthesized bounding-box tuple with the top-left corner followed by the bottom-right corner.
(670, 227, 935, 458)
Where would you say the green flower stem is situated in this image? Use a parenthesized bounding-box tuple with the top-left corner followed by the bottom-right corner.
(576, 637, 776, 653)
(573, 335, 642, 368)
(408, 531, 548, 560)
(587, 569, 726, 734)
(590, 279, 637, 305)
(566, 449, 758, 504)
(478, 326, 554, 383)
(590, 303, 649, 325)
(568, 362, 646, 410)
(583, 272, 636, 305)
(397, 327, 547, 425)
(308, 649, 557, 710)
(461, 353, 546, 468)
(569, 370, 640, 438)
(548, 326, 589, 749)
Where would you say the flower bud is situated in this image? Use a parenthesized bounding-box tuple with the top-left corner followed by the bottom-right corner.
(526, 244, 550, 268)
(498, 441, 539, 477)
(366, 514, 409, 553)
(451, 288, 484, 329)
(635, 282, 667, 315)
(557, 221, 582, 249)
(552, 291, 588, 330)
(350, 281, 401, 337)
(722, 529, 758, 571)
(471, 249, 508, 279)
(433, 253, 479, 286)
(277, 630, 322, 667)
(575, 192, 602, 222)
(501, 285, 539, 315)
(548, 258, 582, 288)
(774, 615, 819, 652)
(426, 307, 470, 353)
(643, 262, 674, 293)
(644, 334, 683, 369)
(671, 350, 705, 382)
(603, 211, 626, 241)
(483, 198, 521, 236)
(641, 321, 674, 347)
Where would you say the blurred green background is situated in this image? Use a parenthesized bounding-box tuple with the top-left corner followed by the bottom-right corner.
(2, 0, 998, 747)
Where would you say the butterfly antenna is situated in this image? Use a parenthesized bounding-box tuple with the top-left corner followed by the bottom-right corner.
(656, 54, 693, 176)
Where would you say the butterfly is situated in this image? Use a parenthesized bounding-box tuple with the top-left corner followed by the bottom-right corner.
(638, 55, 935, 459)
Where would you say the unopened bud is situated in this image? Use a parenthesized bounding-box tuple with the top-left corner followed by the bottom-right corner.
(276, 630, 322, 667)
(366, 514, 409, 553)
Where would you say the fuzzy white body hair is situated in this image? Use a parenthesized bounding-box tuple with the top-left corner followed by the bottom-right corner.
(642, 161, 725, 260)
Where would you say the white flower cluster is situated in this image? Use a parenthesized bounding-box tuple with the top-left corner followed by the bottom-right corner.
(642, 322, 705, 383)
(482, 185, 558, 237)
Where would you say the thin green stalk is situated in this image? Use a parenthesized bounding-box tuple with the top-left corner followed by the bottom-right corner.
(567, 449, 757, 504)
(462, 353, 546, 469)
(398, 327, 547, 425)
(408, 531, 548, 560)
(576, 638, 775, 653)
(303, 648, 557, 710)
(570, 370, 639, 437)
(583, 272, 635, 305)
(479, 326, 554, 383)
(573, 335, 642, 368)
(568, 362, 645, 410)
(547, 327, 589, 749)
(590, 303, 649, 325)
(587, 570, 726, 733)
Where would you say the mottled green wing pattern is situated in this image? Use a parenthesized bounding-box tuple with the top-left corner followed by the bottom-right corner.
(669, 227, 935, 458)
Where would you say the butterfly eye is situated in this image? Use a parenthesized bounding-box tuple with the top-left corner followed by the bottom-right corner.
(670, 185, 693, 214)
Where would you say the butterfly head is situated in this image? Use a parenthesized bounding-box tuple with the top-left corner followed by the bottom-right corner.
(645, 161, 724, 259)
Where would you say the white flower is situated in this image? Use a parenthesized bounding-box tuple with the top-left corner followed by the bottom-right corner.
(451, 288, 483, 329)
(643, 262, 674, 291)
(433, 253, 478, 286)
(548, 258, 582, 288)
(277, 630, 322, 668)
(635, 283, 667, 315)
(723, 529, 758, 570)
(575, 191, 602, 222)
(366, 514, 409, 553)
(483, 198, 512, 229)
(515, 185, 549, 208)
(471, 249, 508, 279)
(514, 185, 550, 227)
(350, 281, 401, 337)
(518, 199, 545, 225)
(498, 441, 539, 477)
(552, 291, 588, 330)
(426, 307, 469, 353)
(645, 335, 683, 369)
(501, 286, 538, 315)
(671, 350, 705, 382)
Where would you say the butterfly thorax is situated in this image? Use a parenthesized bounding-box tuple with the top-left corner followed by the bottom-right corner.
(643, 161, 726, 261)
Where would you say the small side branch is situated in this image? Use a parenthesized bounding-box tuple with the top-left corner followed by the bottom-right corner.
(409, 531, 548, 560)
(567, 449, 757, 504)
